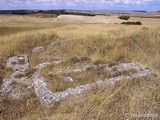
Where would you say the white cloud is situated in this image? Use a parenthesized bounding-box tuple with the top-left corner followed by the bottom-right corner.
(7, 0, 157, 5)
(1, 0, 159, 10)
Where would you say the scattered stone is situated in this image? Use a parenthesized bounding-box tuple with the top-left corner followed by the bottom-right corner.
(63, 68, 85, 74)
(35, 61, 61, 70)
(0, 53, 156, 107)
(31, 61, 155, 106)
(1, 55, 31, 99)
(32, 40, 68, 53)
(50, 41, 61, 46)
(32, 46, 44, 53)
(64, 77, 74, 82)
(35, 62, 52, 70)
(6, 54, 29, 76)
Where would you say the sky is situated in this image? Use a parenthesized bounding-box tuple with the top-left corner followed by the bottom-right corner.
(0, 0, 160, 11)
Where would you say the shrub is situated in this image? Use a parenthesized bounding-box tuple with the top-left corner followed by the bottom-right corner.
(118, 16, 130, 20)
(121, 21, 142, 25)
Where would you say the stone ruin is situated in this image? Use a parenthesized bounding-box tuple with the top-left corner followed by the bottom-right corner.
(0, 54, 155, 106)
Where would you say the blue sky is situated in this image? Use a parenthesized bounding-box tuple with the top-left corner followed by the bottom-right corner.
(0, 0, 160, 11)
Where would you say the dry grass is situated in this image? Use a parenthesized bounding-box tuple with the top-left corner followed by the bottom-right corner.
(0, 14, 160, 120)
(37, 25, 160, 72)
(0, 93, 44, 120)
(41, 62, 105, 92)
(46, 77, 160, 120)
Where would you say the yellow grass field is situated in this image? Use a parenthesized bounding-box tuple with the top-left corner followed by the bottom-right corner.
(0, 14, 160, 120)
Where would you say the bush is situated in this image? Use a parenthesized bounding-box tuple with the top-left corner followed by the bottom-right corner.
(121, 21, 142, 25)
(118, 16, 130, 20)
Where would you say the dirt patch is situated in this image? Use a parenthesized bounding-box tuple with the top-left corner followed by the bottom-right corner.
(57, 15, 109, 24)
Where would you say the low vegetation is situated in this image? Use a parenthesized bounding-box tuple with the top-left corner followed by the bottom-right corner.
(118, 15, 130, 20)
(55, 11, 95, 16)
(121, 21, 142, 25)
(0, 10, 95, 16)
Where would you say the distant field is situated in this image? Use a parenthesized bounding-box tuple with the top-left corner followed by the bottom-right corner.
(0, 14, 160, 120)
(57, 15, 110, 23)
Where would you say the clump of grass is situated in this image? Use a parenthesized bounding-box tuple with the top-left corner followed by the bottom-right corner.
(121, 21, 142, 25)
(14, 74, 26, 79)
(0, 67, 12, 79)
(70, 56, 91, 64)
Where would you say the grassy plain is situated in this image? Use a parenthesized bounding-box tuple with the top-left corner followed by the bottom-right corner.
(0, 14, 160, 120)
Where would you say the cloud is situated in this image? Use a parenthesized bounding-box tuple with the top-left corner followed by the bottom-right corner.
(34, 0, 159, 8)
(3, 0, 157, 5)
(0, 0, 160, 10)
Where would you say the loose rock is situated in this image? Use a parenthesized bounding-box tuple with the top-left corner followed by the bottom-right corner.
(32, 46, 44, 53)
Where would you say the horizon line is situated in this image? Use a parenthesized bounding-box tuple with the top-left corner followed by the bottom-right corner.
(0, 9, 159, 12)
